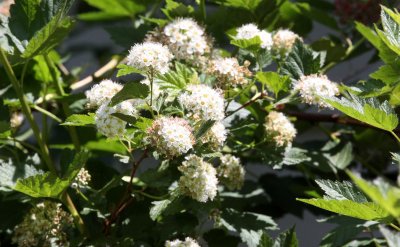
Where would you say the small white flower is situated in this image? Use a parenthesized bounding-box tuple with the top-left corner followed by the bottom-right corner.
(163, 18, 210, 62)
(85, 79, 122, 108)
(201, 121, 228, 150)
(178, 155, 218, 202)
(272, 29, 300, 55)
(259, 30, 273, 50)
(235, 23, 273, 50)
(208, 57, 252, 86)
(264, 111, 297, 147)
(294, 74, 340, 108)
(147, 117, 195, 158)
(235, 23, 260, 40)
(165, 237, 201, 247)
(95, 101, 136, 138)
(127, 42, 173, 74)
(218, 154, 245, 190)
(71, 168, 91, 189)
(179, 84, 225, 121)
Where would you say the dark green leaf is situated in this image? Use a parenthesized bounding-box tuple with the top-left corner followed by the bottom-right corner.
(109, 81, 149, 107)
(195, 120, 216, 140)
(281, 40, 323, 79)
(315, 179, 368, 203)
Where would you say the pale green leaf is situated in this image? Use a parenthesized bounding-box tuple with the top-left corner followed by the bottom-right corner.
(61, 113, 95, 127)
(315, 179, 368, 203)
(324, 93, 398, 132)
(297, 198, 390, 222)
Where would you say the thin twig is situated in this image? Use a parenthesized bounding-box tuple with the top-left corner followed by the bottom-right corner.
(103, 149, 148, 235)
(70, 56, 122, 91)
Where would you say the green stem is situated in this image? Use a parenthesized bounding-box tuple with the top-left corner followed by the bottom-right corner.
(33, 105, 62, 123)
(132, 190, 167, 200)
(62, 192, 87, 235)
(0, 49, 87, 236)
(390, 223, 400, 232)
(44, 54, 81, 150)
(199, 0, 206, 21)
(0, 49, 55, 174)
(390, 131, 400, 143)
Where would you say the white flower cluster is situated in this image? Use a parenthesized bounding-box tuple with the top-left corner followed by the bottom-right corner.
(163, 18, 210, 62)
(179, 84, 225, 121)
(71, 168, 91, 189)
(235, 23, 273, 50)
(95, 101, 136, 138)
(178, 155, 218, 202)
(218, 154, 245, 190)
(264, 111, 297, 148)
(12, 202, 73, 247)
(294, 74, 340, 108)
(272, 29, 300, 55)
(208, 57, 252, 86)
(147, 117, 195, 157)
(85, 79, 122, 108)
(127, 42, 173, 74)
(165, 237, 200, 247)
(200, 122, 227, 150)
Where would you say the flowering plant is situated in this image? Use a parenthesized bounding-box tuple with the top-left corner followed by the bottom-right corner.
(1, 0, 400, 246)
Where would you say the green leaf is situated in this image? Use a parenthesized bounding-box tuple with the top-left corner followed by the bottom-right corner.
(210, 0, 262, 11)
(156, 62, 196, 93)
(14, 151, 89, 198)
(149, 199, 172, 221)
(297, 198, 390, 222)
(355, 22, 380, 49)
(380, 226, 400, 247)
(370, 64, 400, 85)
(324, 93, 399, 132)
(162, 0, 194, 19)
(275, 227, 299, 247)
(256, 72, 291, 96)
(259, 227, 299, 247)
(230, 36, 262, 51)
(195, 120, 216, 140)
(0, 121, 11, 138)
(14, 172, 70, 198)
(220, 208, 277, 247)
(61, 113, 95, 127)
(116, 64, 142, 77)
(315, 179, 368, 203)
(281, 40, 323, 79)
(109, 81, 149, 107)
(379, 6, 400, 55)
(348, 172, 400, 218)
(79, 0, 145, 21)
(0, 158, 42, 192)
(319, 216, 369, 247)
(32, 55, 55, 84)
(21, 14, 75, 59)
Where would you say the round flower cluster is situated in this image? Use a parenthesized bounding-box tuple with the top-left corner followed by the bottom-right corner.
(272, 29, 300, 56)
(179, 84, 225, 121)
(217, 154, 245, 190)
(208, 57, 252, 86)
(264, 111, 297, 148)
(127, 42, 173, 74)
(163, 18, 210, 62)
(293, 74, 340, 108)
(178, 155, 218, 202)
(235, 23, 273, 50)
(95, 101, 136, 138)
(12, 202, 73, 247)
(165, 237, 200, 247)
(147, 117, 195, 157)
(200, 122, 228, 150)
(71, 168, 91, 189)
(85, 79, 122, 108)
